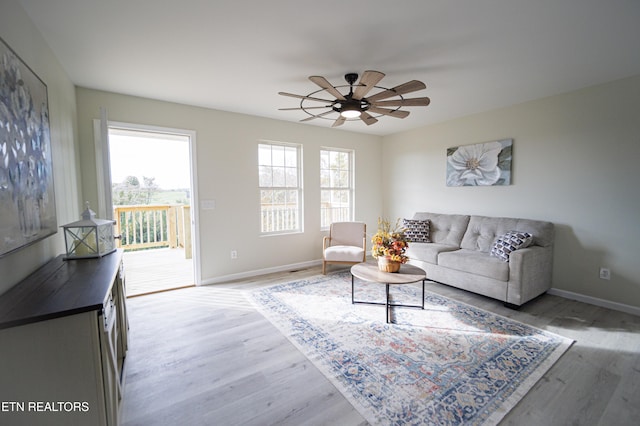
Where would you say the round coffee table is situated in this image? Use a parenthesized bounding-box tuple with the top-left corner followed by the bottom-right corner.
(350, 261, 426, 324)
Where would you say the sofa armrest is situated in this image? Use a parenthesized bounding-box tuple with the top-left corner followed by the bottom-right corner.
(506, 246, 554, 305)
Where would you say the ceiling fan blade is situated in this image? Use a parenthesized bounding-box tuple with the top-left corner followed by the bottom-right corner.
(371, 97, 431, 107)
(279, 92, 334, 103)
(359, 112, 378, 126)
(309, 76, 346, 101)
(279, 105, 332, 111)
(300, 110, 335, 122)
(366, 80, 427, 102)
(353, 70, 385, 100)
(367, 106, 410, 119)
(332, 116, 346, 127)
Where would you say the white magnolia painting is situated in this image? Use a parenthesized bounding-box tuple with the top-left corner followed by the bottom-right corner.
(446, 139, 512, 186)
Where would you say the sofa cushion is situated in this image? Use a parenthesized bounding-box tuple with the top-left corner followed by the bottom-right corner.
(438, 249, 509, 281)
(406, 242, 460, 264)
(412, 212, 470, 247)
(490, 231, 533, 261)
(461, 215, 555, 252)
(403, 218, 431, 243)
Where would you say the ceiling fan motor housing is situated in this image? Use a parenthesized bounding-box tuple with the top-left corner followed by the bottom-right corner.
(333, 98, 370, 115)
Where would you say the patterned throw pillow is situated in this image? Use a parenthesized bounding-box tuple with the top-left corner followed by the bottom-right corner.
(490, 231, 533, 262)
(403, 219, 431, 243)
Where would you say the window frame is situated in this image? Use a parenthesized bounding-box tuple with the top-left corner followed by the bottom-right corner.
(320, 147, 355, 229)
(258, 140, 304, 236)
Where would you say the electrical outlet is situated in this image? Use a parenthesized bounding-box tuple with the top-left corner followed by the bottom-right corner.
(599, 267, 610, 280)
(230, 250, 238, 259)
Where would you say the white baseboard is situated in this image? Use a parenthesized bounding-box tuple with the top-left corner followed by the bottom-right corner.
(199, 259, 323, 286)
(548, 288, 640, 317)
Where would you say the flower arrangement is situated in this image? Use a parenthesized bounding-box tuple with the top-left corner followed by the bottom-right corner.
(371, 217, 409, 264)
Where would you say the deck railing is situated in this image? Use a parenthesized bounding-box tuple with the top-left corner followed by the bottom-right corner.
(320, 204, 351, 227)
(260, 203, 351, 232)
(113, 204, 192, 258)
(260, 207, 299, 233)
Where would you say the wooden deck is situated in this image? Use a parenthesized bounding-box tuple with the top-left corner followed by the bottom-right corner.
(123, 248, 194, 297)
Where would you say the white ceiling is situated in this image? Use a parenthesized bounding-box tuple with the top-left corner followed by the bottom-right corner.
(18, 0, 640, 136)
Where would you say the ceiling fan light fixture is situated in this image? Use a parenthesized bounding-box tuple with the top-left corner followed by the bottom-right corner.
(340, 104, 361, 118)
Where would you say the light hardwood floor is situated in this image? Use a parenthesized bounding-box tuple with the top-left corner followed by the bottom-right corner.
(120, 265, 640, 426)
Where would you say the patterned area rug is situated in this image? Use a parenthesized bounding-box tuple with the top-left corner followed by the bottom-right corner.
(250, 272, 574, 425)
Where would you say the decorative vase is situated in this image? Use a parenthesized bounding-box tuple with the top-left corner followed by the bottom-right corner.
(378, 256, 401, 273)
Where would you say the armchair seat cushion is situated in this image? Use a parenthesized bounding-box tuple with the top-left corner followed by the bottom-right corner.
(324, 245, 365, 262)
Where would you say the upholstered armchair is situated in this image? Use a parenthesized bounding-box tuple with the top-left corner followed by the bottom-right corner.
(322, 222, 367, 274)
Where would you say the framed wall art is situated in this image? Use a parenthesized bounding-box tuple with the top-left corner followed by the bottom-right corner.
(0, 37, 57, 258)
(446, 139, 512, 187)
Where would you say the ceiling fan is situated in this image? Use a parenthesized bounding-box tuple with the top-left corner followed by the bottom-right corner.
(278, 70, 430, 127)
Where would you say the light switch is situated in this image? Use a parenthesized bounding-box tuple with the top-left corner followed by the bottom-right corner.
(201, 199, 216, 210)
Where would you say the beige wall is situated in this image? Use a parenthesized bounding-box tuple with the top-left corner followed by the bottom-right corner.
(75, 88, 383, 282)
(0, 1, 81, 295)
(382, 75, 640, 309)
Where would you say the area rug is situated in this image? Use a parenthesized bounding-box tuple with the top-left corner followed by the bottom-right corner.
(249, 272, 573, 425)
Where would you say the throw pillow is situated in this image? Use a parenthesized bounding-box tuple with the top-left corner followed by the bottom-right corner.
(403, 219, 431, 243)
(490, 230, 533, 262)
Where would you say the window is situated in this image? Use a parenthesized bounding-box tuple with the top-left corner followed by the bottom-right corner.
(258, 142, 302, 234)
(320, 148, 354, 228)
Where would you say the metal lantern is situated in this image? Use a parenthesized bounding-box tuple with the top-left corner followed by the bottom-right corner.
(62, 202, 117, 259)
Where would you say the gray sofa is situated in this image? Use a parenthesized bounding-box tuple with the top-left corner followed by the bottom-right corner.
(405, 212, 555, 307)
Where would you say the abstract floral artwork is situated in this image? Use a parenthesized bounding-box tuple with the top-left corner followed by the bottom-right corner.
(0, 37, 57, 257)
(446, 139, 512, 186)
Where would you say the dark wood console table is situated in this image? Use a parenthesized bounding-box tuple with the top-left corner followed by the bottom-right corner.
(0, 250, 128, 426)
